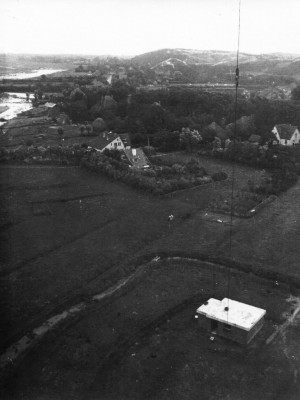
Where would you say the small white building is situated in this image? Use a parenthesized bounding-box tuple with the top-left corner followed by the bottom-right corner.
(196, 298, 266, 344)
(272, 124, 300, 146)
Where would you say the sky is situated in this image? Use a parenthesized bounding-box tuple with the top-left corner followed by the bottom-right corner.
(0, 0, 299, 56)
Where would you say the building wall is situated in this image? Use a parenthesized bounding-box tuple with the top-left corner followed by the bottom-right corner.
(273, 128, 300, 146)
(246, 317, 264, 343)
(103, 138, 125, 151)
(197, 314, 212, 331)
(216, 322, 248, 344)
(48, 107, 60, 119)
(198, 315, 264, 345)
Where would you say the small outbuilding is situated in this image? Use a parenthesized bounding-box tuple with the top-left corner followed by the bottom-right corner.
(123, 148, 150, 169)
(196, 298, 266, 344)
(44, 102, 60, 119)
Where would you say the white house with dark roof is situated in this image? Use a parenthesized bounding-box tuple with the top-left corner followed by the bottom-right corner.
(89, 132, 125, 152)
(272, 124, 300, 146)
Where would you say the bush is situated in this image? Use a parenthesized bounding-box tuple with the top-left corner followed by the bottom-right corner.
(142, 146, 156, 157)
(212, 171, 227, 181)
(171, 163, 186, 175)
(177, 177, 191, 190)
(161, 181, 172, 193)
(25, 139, 34, 146)
(143, 169, 157, 178)
(186, 158, 202, 174)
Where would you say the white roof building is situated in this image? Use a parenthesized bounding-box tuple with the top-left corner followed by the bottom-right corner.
(196, 298, 266, 344)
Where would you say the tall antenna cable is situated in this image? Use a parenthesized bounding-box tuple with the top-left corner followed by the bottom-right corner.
(227, 0, 241, 317)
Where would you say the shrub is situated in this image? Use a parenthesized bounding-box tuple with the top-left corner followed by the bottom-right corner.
(161, 181, 172, 193)
(177, 177, 191, 190)
(160, 166, 173, 177)
(25, 139, 34, 146)
(171, 163, 186, 175)
(211, 171, 227, 181)
(142, 146, 156, 157)
(143, 169, 157, 178)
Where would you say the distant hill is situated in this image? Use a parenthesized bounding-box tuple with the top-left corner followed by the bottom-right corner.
(132, 48, 300, 66)
(131, 48, 300, 79)
(131, 48, 243, 66)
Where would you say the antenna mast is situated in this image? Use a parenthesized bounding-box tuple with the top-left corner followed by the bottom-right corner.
(227, 0, 241, 314)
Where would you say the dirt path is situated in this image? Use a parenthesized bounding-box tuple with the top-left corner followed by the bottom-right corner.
(266, 296, 300, 345)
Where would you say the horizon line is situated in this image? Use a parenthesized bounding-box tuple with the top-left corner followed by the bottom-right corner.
(1, 48, 300, 58)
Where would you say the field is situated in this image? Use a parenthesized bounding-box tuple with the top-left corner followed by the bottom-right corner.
(0, 165, 197, 350)
(1, 154, 300, 399)
(2, 259, 300, 400)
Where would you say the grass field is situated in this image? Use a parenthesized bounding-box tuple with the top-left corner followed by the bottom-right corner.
(1, 154, 300, 399)
(2, 259, 299, 400)
(0, 164, 195, 351)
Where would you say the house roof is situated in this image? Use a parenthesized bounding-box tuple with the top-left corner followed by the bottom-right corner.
(248, 134, 261, 143)
(196, 298, 266, 331)
(44, 102, 57, 108)
(274, 124, 298, 140)
(89, 132, 120, 151)
(124, 148, 149, 169)
(119, 133, 131, 148)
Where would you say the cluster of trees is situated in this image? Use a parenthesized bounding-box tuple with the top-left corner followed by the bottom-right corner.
(81, 151, 226, 195)
(0, 143, 85, 165)
(57, 80, 300, 154)
(291, 84, 300, 101)
(216, 141, 299, 194)
(6, 55, 298, 154)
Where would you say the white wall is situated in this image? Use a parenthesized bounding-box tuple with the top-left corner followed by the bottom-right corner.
(273, 128, 300, 146)
(103, 137, 125, 151)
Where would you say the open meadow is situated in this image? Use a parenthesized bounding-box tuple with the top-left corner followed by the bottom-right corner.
(1, 155, 300, 399)
(2, 259, 300, 400)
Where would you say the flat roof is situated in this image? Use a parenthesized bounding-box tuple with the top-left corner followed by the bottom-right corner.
(196, 298, 266, 331)
(44, 102, 57, 108)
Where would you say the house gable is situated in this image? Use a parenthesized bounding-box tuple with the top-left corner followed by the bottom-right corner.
(272, 124, 300, 145)
(89, 132, 125, 152)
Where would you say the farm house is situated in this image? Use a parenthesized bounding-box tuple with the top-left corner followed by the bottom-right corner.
(196, 298, 266, 344)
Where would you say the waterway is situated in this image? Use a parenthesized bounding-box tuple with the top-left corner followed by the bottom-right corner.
(0, 68, 66, 80)
(0, 93, 34, 127)
(0, 68, 66, 127)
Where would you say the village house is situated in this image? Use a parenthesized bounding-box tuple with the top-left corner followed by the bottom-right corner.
(272, 124, 300, 146)
(118, 67, 127, 80)
(123, 148, 150, 169)
(43, 102, 60, 119)
(89, 131, 125, 152)
(119, 133, 131, 149)
(196, 298, 266, 345)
